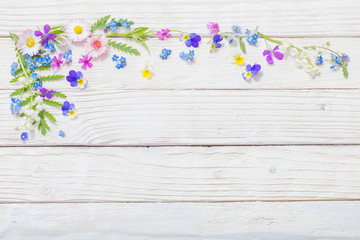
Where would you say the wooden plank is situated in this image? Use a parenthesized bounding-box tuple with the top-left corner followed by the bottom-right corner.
(2, 89, 360, 145)
(0, 146, 360, 202)
(3, 38, 358, 90)
(0, 0, 360, 37)
(0, 201, 360, 239)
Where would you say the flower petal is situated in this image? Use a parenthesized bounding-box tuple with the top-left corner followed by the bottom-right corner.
(44, 24, 51, 34)
(266, 55, 274, 64)
(273, 51, 284, 60)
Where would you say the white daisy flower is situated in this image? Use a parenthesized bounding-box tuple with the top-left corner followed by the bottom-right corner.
(16, 29, 41, 57)
(65, 19, 91, 43)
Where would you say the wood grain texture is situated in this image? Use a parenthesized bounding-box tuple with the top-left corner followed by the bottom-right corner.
(1, 0, 360, 37)
(3, 38, 358, 90)
(0, 146, 360, 202)
(2, 89, 360, 145)
(1, 201, 360, 239)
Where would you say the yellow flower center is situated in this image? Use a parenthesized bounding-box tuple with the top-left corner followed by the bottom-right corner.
(78, 79, 84, 85)
(234, 55, 245, 65)
(26, 38, 35, 48)
(210, 44, 216, 52)
(74, 25, 83, 34)
(245, 72, 252, 78)
(142, 70, 151, 78)
(69, 110, 76, 116)
(183, 34, 190, 40)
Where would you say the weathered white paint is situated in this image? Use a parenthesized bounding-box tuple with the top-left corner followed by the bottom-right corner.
(0, 146, 359, 202)
(1, 202, 360, 239)
(1, 0, 359, 237)
(1, 0, 360, 37)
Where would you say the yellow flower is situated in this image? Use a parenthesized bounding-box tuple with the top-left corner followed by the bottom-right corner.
(234, 54, 245, 65)
(142, 65, 152, 79)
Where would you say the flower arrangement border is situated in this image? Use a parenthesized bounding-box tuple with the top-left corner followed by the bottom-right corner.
(9, 16, 350, 142)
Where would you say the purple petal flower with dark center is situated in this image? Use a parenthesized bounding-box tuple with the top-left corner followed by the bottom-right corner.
(35, 24, 56, 46)
(263, 45, 284, 64)
(184, 33, 201, 48)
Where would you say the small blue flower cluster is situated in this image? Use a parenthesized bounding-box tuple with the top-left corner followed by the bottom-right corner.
(10, 97, 21, 115)
(105, 19, 132, 31)
(59, 130, 65, 138)
(10, 62, 18, 76)
(28, 54, 52, 70)
(228, 24, 241, 43)
(160, 48, 172, 59)
(180, 50, 195, 62)
(63, 49, 72, 64)
(44, 41, 55, 51)
(31, 72, 43, 90)
(245, 29, 259, 45)
(122, 20, 131, 28)
(112, 55, 127, 69)
(315, 55, 323, 65)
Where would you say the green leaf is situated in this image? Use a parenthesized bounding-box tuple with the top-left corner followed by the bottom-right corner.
(43, 110, 56, 122)
(108, 40, 140, 56)
(52, 91, 67, 98)
(342, 63, 348, 78)
(91, 15, 111, 32)
(38, 112, 50, 135)
(137, 40, 150, 54)
(10, 87, 28, 97)
(239, 37, 246, 54)
(40, 74, 65, 82)
(36, 65, 52, 72)
(10, 75, 21, 83)
(9, 32, 19, 44)
(20, 95, 36, 107)
(43, 99, 63, 108)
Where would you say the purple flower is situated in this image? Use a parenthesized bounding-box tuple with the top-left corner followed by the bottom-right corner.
(35, 24, 56, 46)
(210, 34, 223, 52)
(182, 33, 201, 48)
(39, 88, 55, 99)
(242, 64, 261, 81)
(66, 70, 87, 89)
(62, 101, 76, 117)
(156, 28, 171, 41)
(341, 55, 350, 62)
(263, 45, 284, 64)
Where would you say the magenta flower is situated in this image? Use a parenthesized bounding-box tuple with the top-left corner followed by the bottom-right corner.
(35, 24, 56, 46)
(51, 53, 64, 69)
(263, 45, 284, 64)
(39, 88, 55, 99)
(207, 22, 220, 34)
(78, 55, 93, 70)
(156, 28, 171, 41)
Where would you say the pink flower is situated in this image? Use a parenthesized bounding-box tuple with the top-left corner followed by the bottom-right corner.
(207, 22, 220, 34)
(78, 55, 93, 70)
(156, 28, 171, 41)
(85, 34, 109, 59)
(51, 53, 64, 69)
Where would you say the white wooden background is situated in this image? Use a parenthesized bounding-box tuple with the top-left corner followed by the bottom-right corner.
(1, 0, 360, 239)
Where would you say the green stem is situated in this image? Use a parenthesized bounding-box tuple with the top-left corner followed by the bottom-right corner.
(303, 45, 343, 63)
(17, 51, 33, 107)
(257, 32, 282, 45)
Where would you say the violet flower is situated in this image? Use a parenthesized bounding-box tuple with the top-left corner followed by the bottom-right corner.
(39, 88, 55, 99)
(263, 45, 284, 64)
(51, 53, 64, 69)
(35, 24, 56, 46)
(156, 28, 171, 41)
(78, 55, 93, 70)
(207, 22, 220, 34)
(182, 33, 201, 48)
